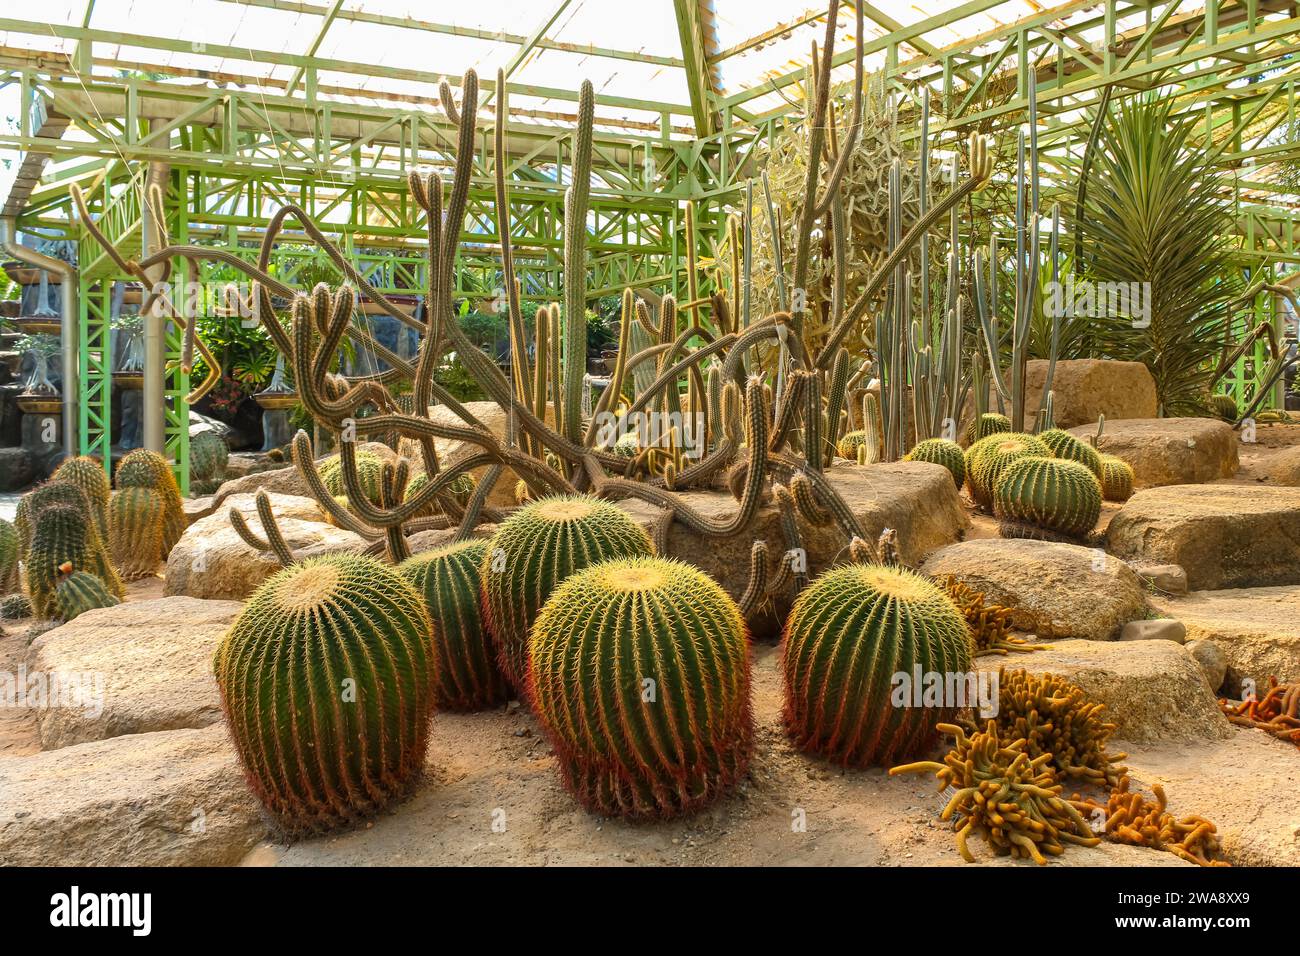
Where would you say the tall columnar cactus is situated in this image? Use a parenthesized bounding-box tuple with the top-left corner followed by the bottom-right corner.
(904, 438, 965, 488)
(963, 412, 1011, 446)
(482, 494, 653, 695)
(993, 456, 1102, 541)
(189, 431, 230, 495)
(27, 505, 99, 618)
(20, 482, 123, 600)
(51, 455, 111, 542)
(529, 555, 753, 819)
(964, 432, 1051, 511)
(116, 449, 185, 556)
(212, 554, 435, 836)
(0, 518, 18, 593)
(54, 569, 120, 621)
(399, 540, 507, 711)
(108, 486, 167, 579)
(1037, 428, 1102, 477)
(782, 562, 972, 767)
(1098, 454, 1135, 502)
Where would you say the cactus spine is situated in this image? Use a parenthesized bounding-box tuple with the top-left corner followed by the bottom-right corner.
(993, 456, 1102, 541)
(782, 563, 972, 767)
(529, 556, 752, 819)
(0, 518, 18, 593)
(1098, 454, 1135, 502)
(26, 506, 99, 618)
(964, 432, 1051, 511)
(399, 540, 507, 711)
(212, 554, 435, 836)
(964, 412, 1011, 446)
(482, 494, 653, 695)
(52, 455, 111, 542)
(116, 449, 185, 556)
(54, 569, 120, 621)
(21, 482, 123, 601)
(109, 486, 167, 579)
(904, 438, 965, 488)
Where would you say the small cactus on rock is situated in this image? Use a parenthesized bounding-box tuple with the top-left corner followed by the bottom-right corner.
(993, 456, 1102, 542)
(482, 494, 653, 696)
(212, 554, 435, 837)
(782, 562, 972, 767)
(904, 438, 965, 488)
(529, 555, 753, 819)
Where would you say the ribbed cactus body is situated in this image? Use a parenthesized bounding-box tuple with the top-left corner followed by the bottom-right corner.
(782, 563, 972, 767)
(319, 450, 386, 505)
(837, 430, 870, 461)
(964, 412, 1011, 446)
(54, 570, 120, 621)
(1207, 393, 1238, 422)
(399, 540, 507, 711)
(993, 456, 1102, 540)
(0, 518, 18, 593)
(529, 556, 752, 819)
(189, 431, 229, 490)
(13, 496, 31, 562)
(482, 494, 653, 695)
(904, 438, 965, 488)
(116, 449, 185, 556)
(52, 456, 111, 542)
(1038, 428, 1102, 477)
(964, 432, 1051, 511)
(21, 482, 123, 602)
(613, 431, 640, 458)
(108, 486, 166, 579)
(1098, 454, 1135, 502)
(213, 554, 435, 836)
(27, 505, 96, 618)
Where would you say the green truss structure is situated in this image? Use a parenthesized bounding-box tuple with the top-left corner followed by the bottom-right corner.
(1, 0, 1297, 490)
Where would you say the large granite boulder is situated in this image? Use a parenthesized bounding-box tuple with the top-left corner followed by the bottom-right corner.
(1024, 359, 1157, 428)
(1066, 418, 1238, 488)
(24, 596, 241, 749)
(921, 538, 1147, 641)
(999, 639, 1231, 744)
(424, 400, 556, 510)
(618, 461, 968, 621)
(165, 493, 364, 599)
(1105, 485, 1300, 591)
(0, 447, 35, 491)
(1264, 445, 1300, 486)
(1149, 585, 1300, 696)
(0, 726, 266, 866)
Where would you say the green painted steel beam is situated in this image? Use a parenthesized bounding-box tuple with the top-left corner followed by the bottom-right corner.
(674, 0, 717, 136)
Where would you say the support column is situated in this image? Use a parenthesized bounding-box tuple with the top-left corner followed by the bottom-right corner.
(141, 161, 170, 454)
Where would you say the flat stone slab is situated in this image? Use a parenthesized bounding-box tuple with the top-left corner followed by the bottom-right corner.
(1105, 485, 1300, 591)
(1126, 731, 1300, 867)
(1067, 417, 1238, 488)
(1024, 359, 1157, 429)
(1149, 586, 1300, 697)
(0, 726, 267, 866)
(165, 493, 364, 600)
(921, 538, 1147, 642)
(998, 639, 1231, 744)
(25, 596, 241, 749)
(618, 461, 969, 617)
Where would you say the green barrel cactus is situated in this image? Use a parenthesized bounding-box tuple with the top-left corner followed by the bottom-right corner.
(782, 563, 972, 767)
(613, 430, 641, 458)
(21, 482, 123, 601)
(482, 494, 653, 695)
(406, 469, 476, 513)
(904, 438, 965, 488)
(0, 518, 18, 593)
(530, 555, 753, 819)
(54, 569, 120, 621)
(0, 593, 31, 620)
(319, 450, 387, 505)
(1098, 453, 1135, 502)
(213, 554, 435, 836)
(189, 431, 230, 496)
(399, 540, 507, 711)
(12, 495, 31, 562)
(115, 449, 186, 556)
(1037, 428, 1102, 477)
(109, 486, 167, 579)
(51, 455, 111, 542)
(837, 430, 870, 461)
(964, 412, 1011, 446)
(1207, 393, 1238, 422)
(964, 432, 1051, 511)
(26, 505, 97, 618)
(993, 456, 1102, 541)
